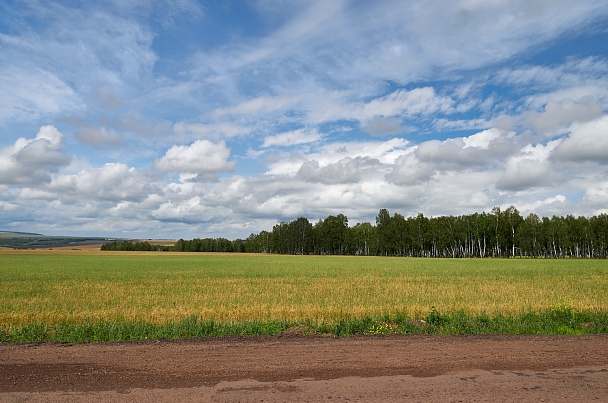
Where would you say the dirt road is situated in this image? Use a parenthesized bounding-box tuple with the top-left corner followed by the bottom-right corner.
(2, 334, 607, 402)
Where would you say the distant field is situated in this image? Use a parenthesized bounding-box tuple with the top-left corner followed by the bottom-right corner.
(0, 232, 175, 250)
(2, 251, 607, 329)
(0, 232, 113, 249)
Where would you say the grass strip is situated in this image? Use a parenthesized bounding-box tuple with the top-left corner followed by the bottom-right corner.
(3, 307, 607, 343)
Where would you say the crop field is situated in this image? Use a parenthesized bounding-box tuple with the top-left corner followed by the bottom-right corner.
(1, 250, 607, 341)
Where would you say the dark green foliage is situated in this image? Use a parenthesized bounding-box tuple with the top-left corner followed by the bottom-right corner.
(243, 209, 608, 258)
(314, 214, 349, 255)
(171, 238, 244, 252)
(425, 307, 448, 327)
(101, 241, 170, 251)
(332, 316, 374, 337)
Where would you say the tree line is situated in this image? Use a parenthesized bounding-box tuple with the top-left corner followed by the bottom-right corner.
(102, 207, 608, 258)
(102, 238, 246, 253)
(244, 207, 608, 258)
(172, 237, 246, 253)
(101, 240, 170, 251)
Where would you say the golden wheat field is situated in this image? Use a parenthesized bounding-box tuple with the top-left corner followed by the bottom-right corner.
(1, 248, 607, 327)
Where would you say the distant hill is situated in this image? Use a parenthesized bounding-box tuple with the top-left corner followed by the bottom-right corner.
(0, 232, 118, 249)
(0, 231, 44, 238)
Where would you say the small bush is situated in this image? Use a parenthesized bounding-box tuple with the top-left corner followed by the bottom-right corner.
(425, 307, 448, 327)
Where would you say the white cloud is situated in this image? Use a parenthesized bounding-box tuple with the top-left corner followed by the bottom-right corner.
(462, 128, 502, 148)
(386, 153, 435, 186)
(582, 186, 608, 214)
(177, 1, 608, 131)
(364, 87, 455, 117)
(0, 2, 157, 120)
(497, 141, 560, 191)
(0, 126, 71, 185)
(551, 115, 608, 163)
(262, 129, 322, 148)
(386, 129, 517, 185)
(415, 130, 517, 169)
(297, 158, 371, 185)
(0, 67, 82, 123)
(154, 140, 236, 180)
(45, 163, 152, 202)
(264, 138, 409, 176)
(490, 57, 608, 136)
(523, 96, 604, 133)
(17, 188, 57, 200)
(314, 138, 410, 166)
(152, 197, 207, 223)
(495, 57, 608, 91)
(422, 171, 498, 214)
(432, 117, 490, 132)
(518, 195, 573, 218)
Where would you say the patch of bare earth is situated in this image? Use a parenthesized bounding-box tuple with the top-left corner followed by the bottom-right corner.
(1, 334, 607, 402)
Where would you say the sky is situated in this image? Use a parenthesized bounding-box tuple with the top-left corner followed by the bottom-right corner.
(1, 0, 608, 239)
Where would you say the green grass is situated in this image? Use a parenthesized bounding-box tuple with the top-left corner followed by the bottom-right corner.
(3, 308, 607, 343)
(1, 252, 607, 342)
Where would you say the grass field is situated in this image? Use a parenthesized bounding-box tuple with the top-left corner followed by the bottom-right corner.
(1, 250, 607, 341)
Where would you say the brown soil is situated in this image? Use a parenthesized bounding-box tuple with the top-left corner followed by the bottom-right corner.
(1, 334, 607, 402)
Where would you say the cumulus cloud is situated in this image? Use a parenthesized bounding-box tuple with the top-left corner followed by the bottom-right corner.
(422, 171, 498, 214)
(154, 140, 236, 180)
(416, 129, 518, 168)
(152, 197, 208, 223)
(385, 152, 435, 186)
(387, 128, 518, 186)
(0, 126, 71, 185)
(264, 138, 409, 176)
(313, 138, 410, 166)
(551, 116, 608, 163)
(523, 96, 604, 133)
(46, 163, 152, 202)
(496, 141, 559, 191)
(520, 195, 573, 218)
(582, 186, 608, 213)
(297, 158, 367, 184)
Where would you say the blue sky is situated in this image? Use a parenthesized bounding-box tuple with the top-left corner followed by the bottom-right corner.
(1, 0, 608, 239)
